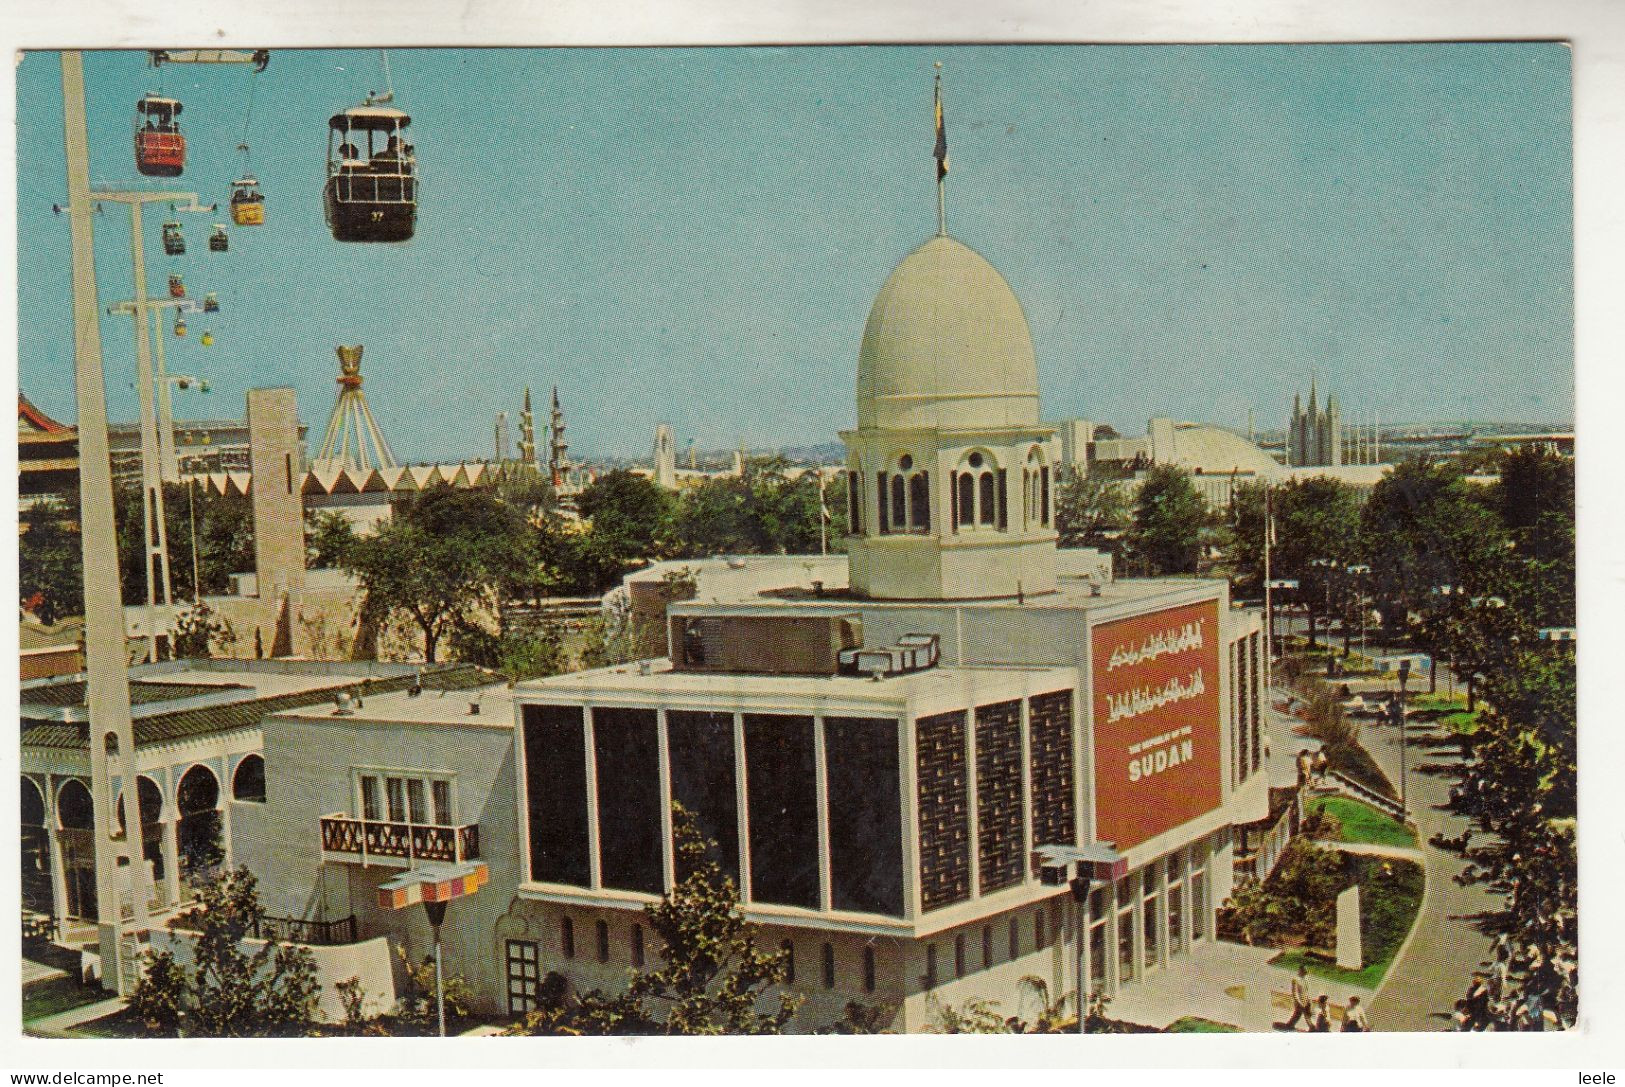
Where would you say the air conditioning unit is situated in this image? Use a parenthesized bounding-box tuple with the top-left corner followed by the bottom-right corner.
(838, 633, 940, 678)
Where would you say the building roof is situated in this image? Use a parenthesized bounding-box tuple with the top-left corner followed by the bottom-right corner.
(20, 663, 491, 751)
(1169, 423, 1282, 477)
(857, 236, 1039, 431)
(18, 393, 71, 435)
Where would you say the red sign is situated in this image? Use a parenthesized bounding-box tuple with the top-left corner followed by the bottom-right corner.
(1091, 600, 1223, 851)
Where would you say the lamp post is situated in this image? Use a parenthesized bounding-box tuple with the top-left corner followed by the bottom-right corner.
(1309, 558, 1338, 663)
(1346, 565, 1371, 663)
(1069, 870, 1094, 1034)
(1394, 657, 1411, 815)
(377, 861, 488, 1037)
(1034, 842, 1124, 1035)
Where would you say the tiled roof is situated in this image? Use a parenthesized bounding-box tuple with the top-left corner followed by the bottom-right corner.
(21, 679, 246, 709)
(20, 664, 492, 751)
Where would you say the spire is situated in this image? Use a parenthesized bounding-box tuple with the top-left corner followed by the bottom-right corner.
(518, 386, 537, 468)
(933, 62, 949, 237)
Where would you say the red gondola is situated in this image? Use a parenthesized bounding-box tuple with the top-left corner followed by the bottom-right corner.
(135, 95, 185, 177)
(168, 272, 185, 299)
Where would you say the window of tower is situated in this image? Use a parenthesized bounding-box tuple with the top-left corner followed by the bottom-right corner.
(956, 473, 975, 527)
(908, 472, 930, 531)
(890, 475, 906, 530)
(978, 472, 995, 526)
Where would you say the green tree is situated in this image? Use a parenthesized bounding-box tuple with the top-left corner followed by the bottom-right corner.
(114, 480, 256, 605)
(1124, 465, 1208, 575)
(517, 805, 798, 1035)
(19, 497, 84, 624)
(305, 510, 357, 569)
(344, 484, 536, 663)
(669, 459, 842, 559)
(1225, 478, 1363, 614)
(1054, 464, 1130, 554)
(129, 867, 319, 1037)
(577, 469, 673, 562)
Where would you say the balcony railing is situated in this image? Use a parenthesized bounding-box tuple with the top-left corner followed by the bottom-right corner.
(172, 912, 358, 947)
(320, 814, 480, 865)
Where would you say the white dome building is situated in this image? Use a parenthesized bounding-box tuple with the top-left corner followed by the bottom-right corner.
(843, 235, 1060, 600)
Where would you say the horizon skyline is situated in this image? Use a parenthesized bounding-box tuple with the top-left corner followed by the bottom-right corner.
(18, 45, 1573, 461)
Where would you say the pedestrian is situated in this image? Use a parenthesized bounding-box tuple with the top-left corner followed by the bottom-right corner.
(1283, 965, 1311, 1030)
(1309, 995, 1332, 1032)
(1311, 749, 1330, 786)
(1342, 995, 1368, 1032)
(1297, 749, 1313, 790)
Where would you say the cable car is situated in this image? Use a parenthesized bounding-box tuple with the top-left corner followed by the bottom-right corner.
(162, 222, 185, 256)
(134, 95, 185, 177)
(229, 176, 265, 226)
(174, 316, 187, 337)
(167, 272, 185, 298)
(203, 292, 219, 313)
(200, 330, 214, 347)
(209, 225, 229, 252)
(324, 106, 416, 242)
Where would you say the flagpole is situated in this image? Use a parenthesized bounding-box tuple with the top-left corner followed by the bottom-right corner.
(934, 63, 947, 237)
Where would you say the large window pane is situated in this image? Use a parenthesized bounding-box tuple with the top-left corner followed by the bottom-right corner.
(523, 704, 590, 887)
(594, 707, 664, 894)
(825, 716, 903, 916)
(743, 714, 819, 908)
(667, 710, 739, 885)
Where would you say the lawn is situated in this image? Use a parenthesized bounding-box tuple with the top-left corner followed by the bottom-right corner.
(22, 975, 111, 1024)
(1167, 1016, 1242, 1033)
(1271, 855, 1424, 990)
(1307, 795, 1417, 849)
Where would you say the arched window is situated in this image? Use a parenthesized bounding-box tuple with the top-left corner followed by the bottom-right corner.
(178, 765, 220, 815)
(846, 469, 862, 535)
(875, 472, 889, 534)
(21, 777, 46, 827)
(560, 916, 576, 958)
(908, 473, 930, 531)
(232, 754, 266, 803)
(957, 473, 975, 527)
(978, 472, 996, 526)
(57, 779, 94, 830)
(889, 475, 906, 530)
(1041, 466, 1051, 526)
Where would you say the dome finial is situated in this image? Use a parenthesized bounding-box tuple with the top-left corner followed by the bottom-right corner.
(933, 63, 949, 237)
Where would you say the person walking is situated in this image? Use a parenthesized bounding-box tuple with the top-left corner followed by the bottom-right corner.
(1309, 995, 1332, 1032)
(1282, 965, 1311, 1030)
(1342, 995, 1369, 1032)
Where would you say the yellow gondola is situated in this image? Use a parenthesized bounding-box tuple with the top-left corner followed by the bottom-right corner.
(174, 316, 187, 338)
(230, 175, 265, 225)
(200, 330, 214, 346)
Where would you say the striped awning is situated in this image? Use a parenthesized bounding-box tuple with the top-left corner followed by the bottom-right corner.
(376, 861, 489, 911)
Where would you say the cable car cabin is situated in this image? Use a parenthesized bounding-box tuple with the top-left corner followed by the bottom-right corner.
(203, 292, 219, 313)
(162, 222, 185, 256)
(229, 176, 265, 226)
(209, 226, 229, 253)
(135, 96, 185, 177)
(324, 106, 416, 242)
(200, 330, 214, 347)
(167, 273, 185, 298)
(174, 316, 187, 338)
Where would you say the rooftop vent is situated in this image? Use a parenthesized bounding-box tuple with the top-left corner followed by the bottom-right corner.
(838, 633, 940, 679)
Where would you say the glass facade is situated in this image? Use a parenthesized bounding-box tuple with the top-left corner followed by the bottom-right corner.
(594, 708, 663, 894)
(825, 716, 903, 916)
(523, 704, 590, 886)
(666, 710, 740, 884)
(743, 714, 819, 909)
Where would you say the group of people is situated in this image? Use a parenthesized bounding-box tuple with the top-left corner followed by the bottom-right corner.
(1281, 965, 1369, 1032)
(1294, 747, 1331, 791)
(1438, 727, 1578, 1031)
(336, 134, 414, 171)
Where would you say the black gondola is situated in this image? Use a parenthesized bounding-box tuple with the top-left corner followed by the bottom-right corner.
(209, 225, 229, 253)
(323, 105, 416, 243)
(162, 221, 185, 256)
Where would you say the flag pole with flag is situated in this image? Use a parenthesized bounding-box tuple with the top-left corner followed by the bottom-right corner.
(934, 62, 948, 236)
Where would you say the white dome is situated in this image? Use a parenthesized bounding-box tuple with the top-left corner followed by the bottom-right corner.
(1170, 423, 1282, 477)
(856, 236, 1039, 431)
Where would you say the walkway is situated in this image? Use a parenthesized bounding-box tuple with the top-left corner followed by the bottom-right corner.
(25, 996, 127, 1038)
(1358, 712, 1500, 1030)
(1106, 939, 1376, 1033)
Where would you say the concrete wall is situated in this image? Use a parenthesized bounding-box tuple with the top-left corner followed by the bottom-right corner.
(245, 388, 306, 602)
(149, 926, 396, 1022)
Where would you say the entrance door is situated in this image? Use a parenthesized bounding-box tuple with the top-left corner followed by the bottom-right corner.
(506, 940, 540, 1017)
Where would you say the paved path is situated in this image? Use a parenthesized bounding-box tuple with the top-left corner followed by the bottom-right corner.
(1357, 713, 1500, 1031)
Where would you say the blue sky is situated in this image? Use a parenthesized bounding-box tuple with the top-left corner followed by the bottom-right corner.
(17, 44, 1571, 461)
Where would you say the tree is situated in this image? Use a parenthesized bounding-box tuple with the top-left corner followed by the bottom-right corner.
(576, 469, 673, 567)
(129, 867, 319, 1037)
(1124, 465, 1208, 575)
(344, 485, 536, 663)
(516, 805, 798, 1035)
(171, 600, 236, 658)
(1224, 477, 1363, 614)
(668, 458, 842, 559)
(305, 510, 357, 569)
(115, 480, 256, 604)
(1054, 464, 1130, 554)
(19, 496, 83, 624)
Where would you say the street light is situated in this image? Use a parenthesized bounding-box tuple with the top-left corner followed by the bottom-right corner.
(377, 861, 489, 1037)
(1035, 842, 1124, 1034)
(1346, 565, 1371, 663)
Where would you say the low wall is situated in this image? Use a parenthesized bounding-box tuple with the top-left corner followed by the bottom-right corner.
(149, 926, 397, 1023)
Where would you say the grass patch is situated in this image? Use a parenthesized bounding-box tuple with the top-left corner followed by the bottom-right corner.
(1307, 796, 1417, 849)
(1438, 710, 1480, 734)
(1272, 854, 1425, 989)
(1167, 1016, 1242, 1033)
(22, 975, 111, 1024)
(1324, 741, 1398, 801)
(1410, 692, 1469, 713)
